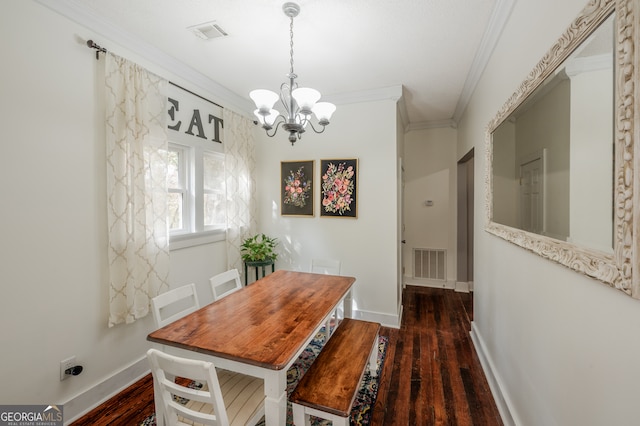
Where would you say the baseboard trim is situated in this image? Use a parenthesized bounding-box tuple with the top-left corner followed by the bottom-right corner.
(403, 277, 472, 293)
(404, 277, 455, 290)
(470, 321, 518, 426)
(455, 281, 472, 293)
(353, 308, 401, 329)
(63, 356, 150, 425)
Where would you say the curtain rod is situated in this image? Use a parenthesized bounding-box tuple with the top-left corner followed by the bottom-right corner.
(86, 40, 107, 60)
(86, 39, 223, 109)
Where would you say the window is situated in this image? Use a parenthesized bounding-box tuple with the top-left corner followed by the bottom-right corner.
(168, 142, 226, 245)
(168, 145, 187, 232)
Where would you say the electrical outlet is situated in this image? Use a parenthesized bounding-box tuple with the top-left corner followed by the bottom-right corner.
(60, 356, 76, 381)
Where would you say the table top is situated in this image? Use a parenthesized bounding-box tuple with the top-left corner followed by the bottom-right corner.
(147, 269, 355, 370)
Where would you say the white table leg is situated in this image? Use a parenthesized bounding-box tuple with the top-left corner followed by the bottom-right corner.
(324, 317, 332, 341)
(343, 289, 353, 318)
(292, 403, 311, 426)
(369, 332, 379, 377)
(264, 369, 287, 425)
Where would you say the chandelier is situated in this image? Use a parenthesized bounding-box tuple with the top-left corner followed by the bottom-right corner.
(250, 2, 336, 146)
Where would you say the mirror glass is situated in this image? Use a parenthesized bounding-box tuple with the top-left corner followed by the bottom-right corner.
(491, 14, 614, 254)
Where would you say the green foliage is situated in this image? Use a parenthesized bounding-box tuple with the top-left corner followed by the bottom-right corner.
(240, 233, 279, 262)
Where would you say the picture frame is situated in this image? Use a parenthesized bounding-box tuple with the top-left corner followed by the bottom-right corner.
(281, 160, 314, 216)
(320, 158, 358, 218)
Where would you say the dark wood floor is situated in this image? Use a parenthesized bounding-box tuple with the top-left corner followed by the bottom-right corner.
(371, 286, 502, 426)
(71, 286, 502, 426)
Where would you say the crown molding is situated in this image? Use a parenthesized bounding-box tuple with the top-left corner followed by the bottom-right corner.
(33, 0, 254, 116)
(324, 85, 404, 106)
(452, 0, 516, 124)
(406, 119, 458, 132)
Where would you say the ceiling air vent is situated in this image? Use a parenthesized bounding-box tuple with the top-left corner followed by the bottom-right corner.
(188, 21, 228, 40)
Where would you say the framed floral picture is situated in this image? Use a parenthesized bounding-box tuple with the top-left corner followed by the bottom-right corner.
(281, 160, 314, 216)
(320, 158, 358, 218)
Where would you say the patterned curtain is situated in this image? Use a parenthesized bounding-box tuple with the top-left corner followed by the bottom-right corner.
(223, 109, 257, 276)
(105, 53, 170, 327)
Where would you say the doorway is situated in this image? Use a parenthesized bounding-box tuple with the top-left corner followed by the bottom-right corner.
(456, 149, 474, 292)
(518, 152, 545, 234)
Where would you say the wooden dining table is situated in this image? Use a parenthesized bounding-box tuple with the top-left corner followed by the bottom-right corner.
(147, 269, 355, 426)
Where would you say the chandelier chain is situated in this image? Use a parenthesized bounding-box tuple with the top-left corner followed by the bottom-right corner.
(289, 15, 295, 75)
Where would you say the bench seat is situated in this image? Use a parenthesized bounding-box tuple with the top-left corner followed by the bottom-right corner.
(289, 318, 381, 426)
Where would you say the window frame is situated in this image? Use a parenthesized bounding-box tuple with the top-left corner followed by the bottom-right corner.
(168, 140, 226, 249)
(167, 144, 190, 234)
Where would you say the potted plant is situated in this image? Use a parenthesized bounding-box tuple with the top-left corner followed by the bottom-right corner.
(240, 233, 279, 263)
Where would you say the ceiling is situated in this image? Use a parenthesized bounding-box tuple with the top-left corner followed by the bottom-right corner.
(40, 0, 514, 130)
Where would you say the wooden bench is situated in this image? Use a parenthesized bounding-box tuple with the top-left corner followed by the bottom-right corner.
(289, 318, 381, 426)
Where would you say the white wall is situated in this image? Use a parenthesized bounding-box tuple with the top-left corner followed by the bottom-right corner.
(403, 127, 458, 288)
(1, 1, 230, 421)
(253, 97, 402, 325)
(458, 0, 640, 424)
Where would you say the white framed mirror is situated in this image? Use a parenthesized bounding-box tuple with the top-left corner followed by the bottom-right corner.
(485, 0, 639, 298)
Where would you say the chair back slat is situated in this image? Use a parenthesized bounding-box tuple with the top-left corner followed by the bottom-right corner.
(151, 283, 200, 329)
(210, 269, 242, 301)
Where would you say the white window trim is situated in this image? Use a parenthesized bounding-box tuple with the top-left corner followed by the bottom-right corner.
(168, 144, 190, 234)
(170, 229, 225, 251)
(168, 142, 226, 250)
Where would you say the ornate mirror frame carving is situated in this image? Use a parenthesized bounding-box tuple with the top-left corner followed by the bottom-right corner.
(485, 0, 639, 297)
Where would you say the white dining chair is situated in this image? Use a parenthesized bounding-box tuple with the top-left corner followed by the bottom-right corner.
(147, 348, 265, 426)
(210, 269, 243, 301)
(310, 259, 342, 341)
(150, 282, 203, 409)
(151, 283, 200, 329)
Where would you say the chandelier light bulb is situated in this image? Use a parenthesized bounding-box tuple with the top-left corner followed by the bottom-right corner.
(312, 102, 336, 125)
(291, 88, 321, 114)
(253, 108, 279, 128)
(250, 89, 279, 114)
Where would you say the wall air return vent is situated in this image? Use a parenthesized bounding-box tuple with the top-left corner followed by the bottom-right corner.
(188, 21, 228, 40)
(413, 248, 446, 280)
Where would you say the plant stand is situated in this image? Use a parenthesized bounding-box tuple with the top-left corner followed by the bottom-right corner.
(244, 259, 275, 285)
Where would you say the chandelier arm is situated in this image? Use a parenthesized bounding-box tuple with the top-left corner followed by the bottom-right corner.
(306, 120, 327, 134)
(264, 116, 286, 138)
(279, 81, 297, 120)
